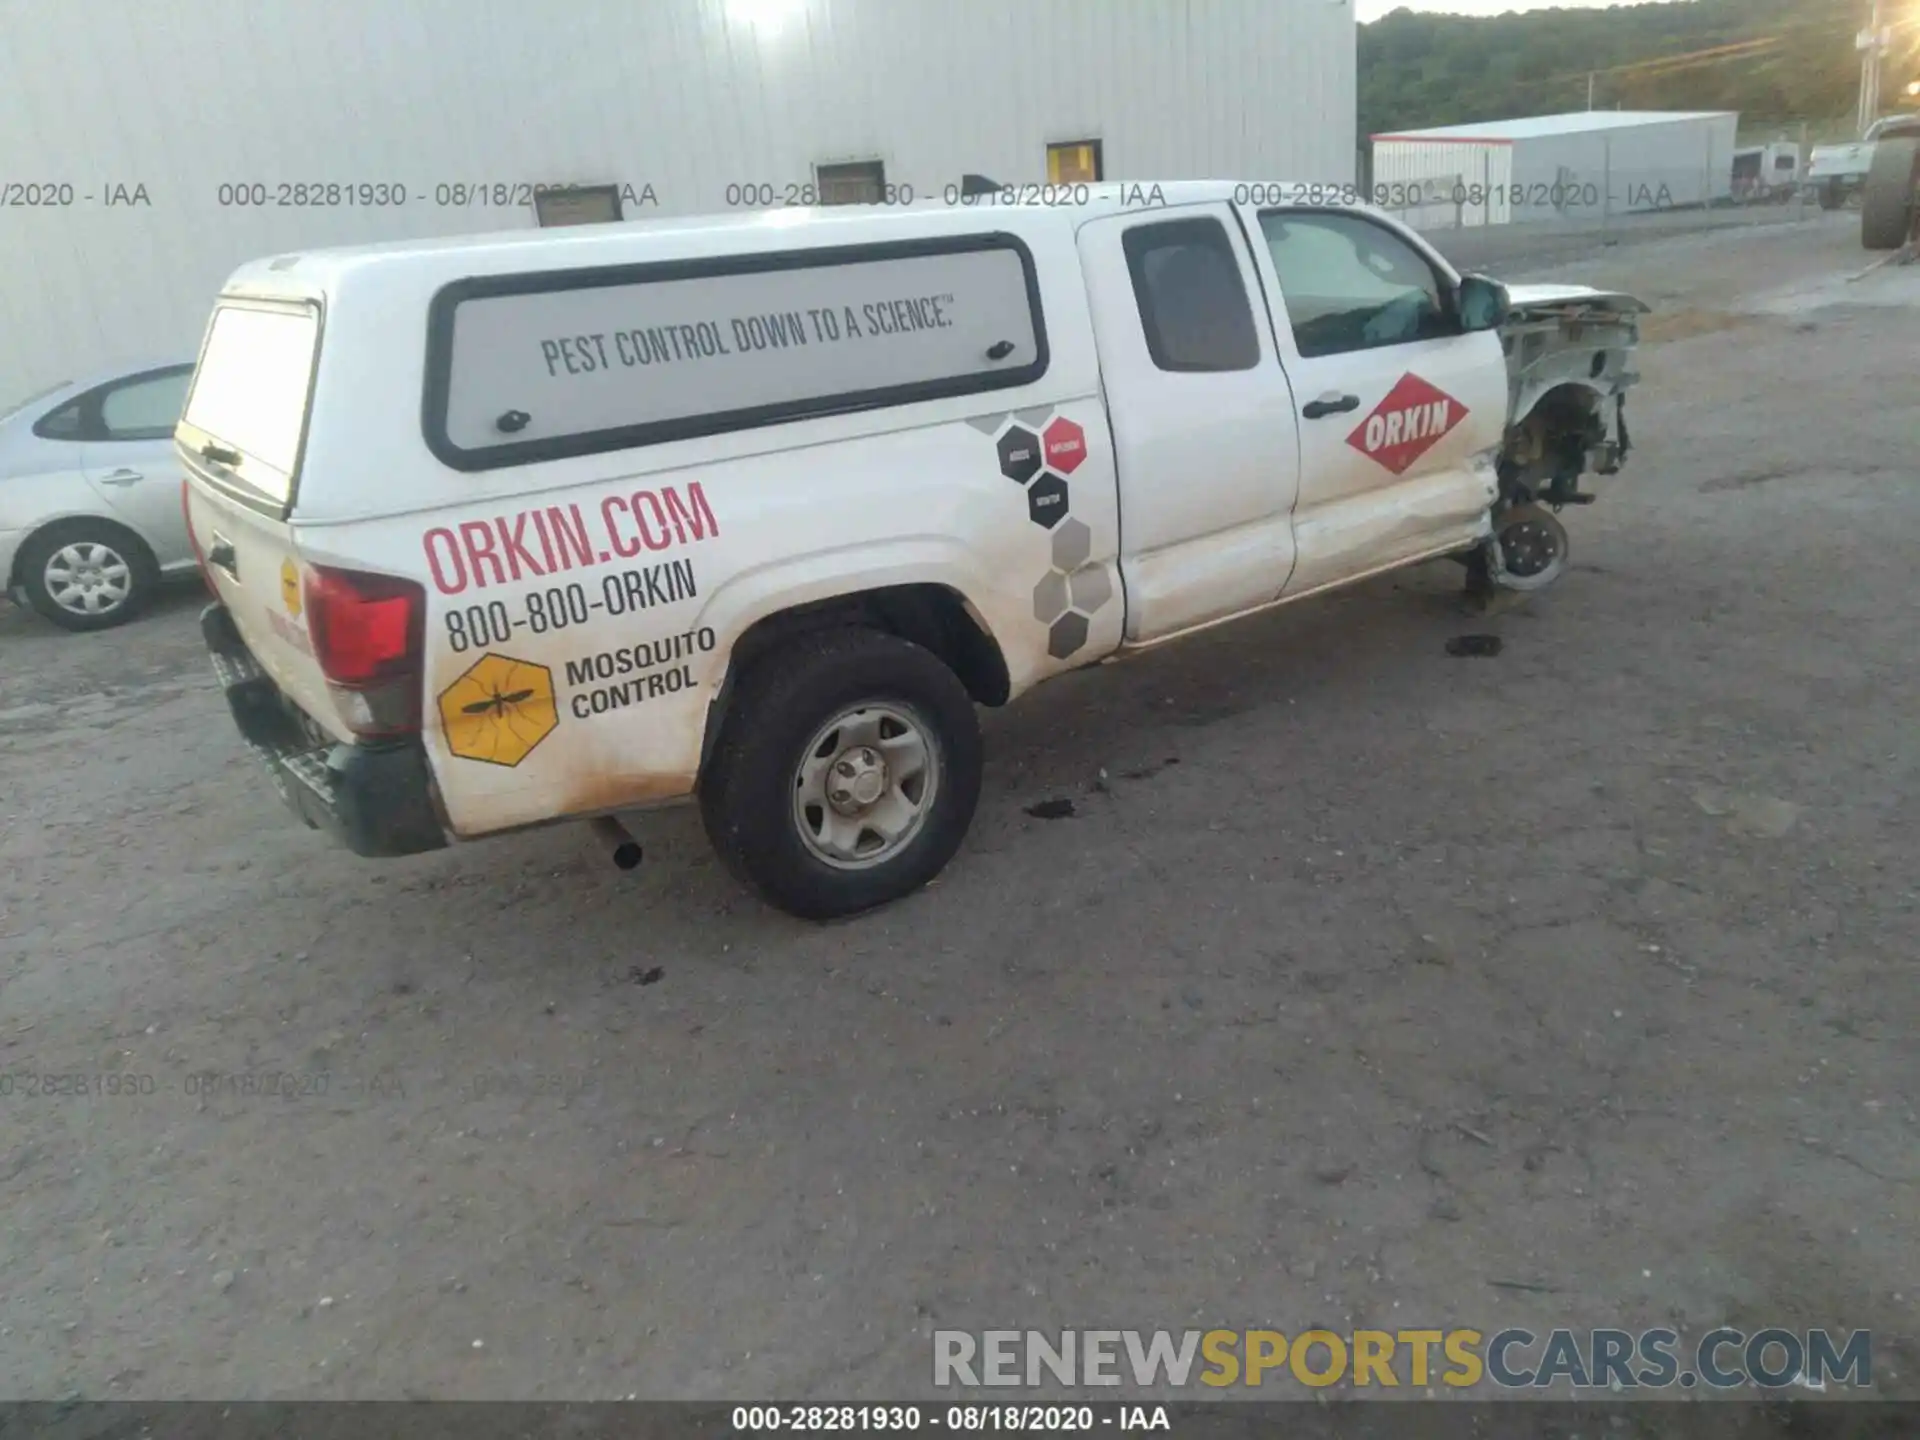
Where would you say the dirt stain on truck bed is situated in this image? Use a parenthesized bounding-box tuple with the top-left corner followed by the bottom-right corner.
(554, 768, 698, 823)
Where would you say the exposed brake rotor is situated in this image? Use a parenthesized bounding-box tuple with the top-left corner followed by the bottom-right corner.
(1487, 503, 1571, 593)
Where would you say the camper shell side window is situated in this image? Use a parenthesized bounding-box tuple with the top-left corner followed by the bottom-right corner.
(422, 232, 1050, 473)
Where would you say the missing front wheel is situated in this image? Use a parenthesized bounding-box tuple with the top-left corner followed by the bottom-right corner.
(1470, 504, 1571, 595)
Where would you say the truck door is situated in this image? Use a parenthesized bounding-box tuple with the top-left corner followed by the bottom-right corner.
(1076, 204, 1302, 644)
(1238, 206, 1507, 599)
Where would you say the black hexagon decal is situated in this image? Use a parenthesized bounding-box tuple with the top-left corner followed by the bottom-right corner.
(1048, 612, 1090, 659)
(998, 426, 1042, 485)
(1027, 473, 1069, 529)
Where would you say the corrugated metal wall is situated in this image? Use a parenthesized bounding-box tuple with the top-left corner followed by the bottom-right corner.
(0, 0, 1356, 402)
(1374, 114, 1744, 231)
(1509, 115, 1741, 222)
(1369, 141, 1514, 228)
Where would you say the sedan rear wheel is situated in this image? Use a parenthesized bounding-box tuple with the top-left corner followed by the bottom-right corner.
(17, 522, 159, 632)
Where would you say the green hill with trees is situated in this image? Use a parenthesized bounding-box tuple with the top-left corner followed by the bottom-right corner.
(1359, 0, 1910, 143)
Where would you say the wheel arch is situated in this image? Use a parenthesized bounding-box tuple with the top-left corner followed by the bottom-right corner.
(9, 511, 159, 591)
(1510, 377, 1612, 432)
(696, 580, 1012, 786)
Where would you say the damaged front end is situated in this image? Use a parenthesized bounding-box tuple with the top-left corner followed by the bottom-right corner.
(1470, 285, 1648, 593)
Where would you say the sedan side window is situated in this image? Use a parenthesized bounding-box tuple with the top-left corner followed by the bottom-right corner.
(98, 369, 192, 441)
(34, 402, 85, 440)
(1259, 211, 1457, 358)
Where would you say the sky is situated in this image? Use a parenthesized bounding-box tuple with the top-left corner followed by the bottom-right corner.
(1357, 0, 1627, 22)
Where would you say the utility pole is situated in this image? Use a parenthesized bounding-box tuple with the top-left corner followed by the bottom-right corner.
(1858, 0, 1887, 136)
(1587, 72, 1596, 110)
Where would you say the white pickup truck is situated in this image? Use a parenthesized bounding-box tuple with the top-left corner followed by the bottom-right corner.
(179, 182, 1645, 919)
(1809, 117, 1904, 210)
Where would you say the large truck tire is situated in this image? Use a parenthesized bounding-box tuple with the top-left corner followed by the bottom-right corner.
(1861, 137, 1920, 251)
(699, 627, 982, 920)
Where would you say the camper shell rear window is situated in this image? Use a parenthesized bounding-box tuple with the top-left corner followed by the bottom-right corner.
(422, 233, 1049, 472)
(178, 299, 322, 510)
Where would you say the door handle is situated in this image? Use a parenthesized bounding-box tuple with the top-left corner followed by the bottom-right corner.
(206, 536, 239, 578)
(1302, 393, 1362, 420)
(98, 468, 145, 485)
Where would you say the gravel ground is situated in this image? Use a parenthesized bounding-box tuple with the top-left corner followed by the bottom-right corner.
(0, 210, 1914, 1406)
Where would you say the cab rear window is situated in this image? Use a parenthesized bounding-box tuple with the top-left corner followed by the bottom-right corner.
(180, 301, 321, 505)
(422, 233, 1048, 472)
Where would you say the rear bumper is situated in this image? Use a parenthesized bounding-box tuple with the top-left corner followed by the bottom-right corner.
(201, 602, 447, 858)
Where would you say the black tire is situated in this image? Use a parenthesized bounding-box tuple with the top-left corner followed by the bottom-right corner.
(699, 627, 983, 920)
(15, 520, 159, 632)
(1861, 137, 1920, 252)
(1817, 180, 1844, 212)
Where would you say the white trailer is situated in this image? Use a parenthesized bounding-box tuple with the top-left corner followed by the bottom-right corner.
(1371, 111, 1741, 229)
(1732, 141, 1804, 201)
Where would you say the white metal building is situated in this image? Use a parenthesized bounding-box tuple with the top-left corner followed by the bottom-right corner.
(0, 0, 1358, 404)
(1370, 111, 1741, 230)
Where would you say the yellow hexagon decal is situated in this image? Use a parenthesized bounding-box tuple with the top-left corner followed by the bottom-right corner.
(437, 653, 558, 767)
(280, 558, 303, 618)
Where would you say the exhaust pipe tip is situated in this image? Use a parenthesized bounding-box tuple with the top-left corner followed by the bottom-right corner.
(589, 815, 645, 872)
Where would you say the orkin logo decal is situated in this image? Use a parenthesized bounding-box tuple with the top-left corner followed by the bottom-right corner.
(421, 481, 719, 597)
(1347, 374, 1469, 477)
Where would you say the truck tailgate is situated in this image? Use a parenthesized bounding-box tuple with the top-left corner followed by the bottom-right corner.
(176, 298, 346, 743)
(1809, 144, 1872, 179)
(183, 464, 345, 743)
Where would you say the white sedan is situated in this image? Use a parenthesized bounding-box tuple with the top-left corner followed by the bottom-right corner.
(0, 359, 200, 631)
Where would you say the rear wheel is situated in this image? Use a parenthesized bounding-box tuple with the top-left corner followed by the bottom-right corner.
(699, 627, 983, 920)
(1861, 137, 1920, 252)
(16, 521, 159, 632)
(1818, 179, 1845, 212)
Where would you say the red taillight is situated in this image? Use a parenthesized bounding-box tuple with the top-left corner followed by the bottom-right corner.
(304, 566, 418, 683)
(303, 564, 426, 737)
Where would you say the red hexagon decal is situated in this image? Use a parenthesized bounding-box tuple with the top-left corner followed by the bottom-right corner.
(1346, 373, 1469, 476)
(1042, 417, 1087, 475)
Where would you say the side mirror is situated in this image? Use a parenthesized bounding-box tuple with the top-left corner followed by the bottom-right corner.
(1457, 274, 1511, 332)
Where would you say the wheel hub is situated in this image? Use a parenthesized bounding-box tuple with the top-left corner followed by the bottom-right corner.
(792, 704, 940, 872)
(1501, 519, 1560, 578)
(45, 541, 133, 615)
(1483, 504, 1571, 594)
(826, 746, 888, 814)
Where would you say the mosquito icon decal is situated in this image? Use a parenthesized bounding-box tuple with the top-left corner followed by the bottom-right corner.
(462, 687, 538, 717)
(437, 654, 559, 767)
